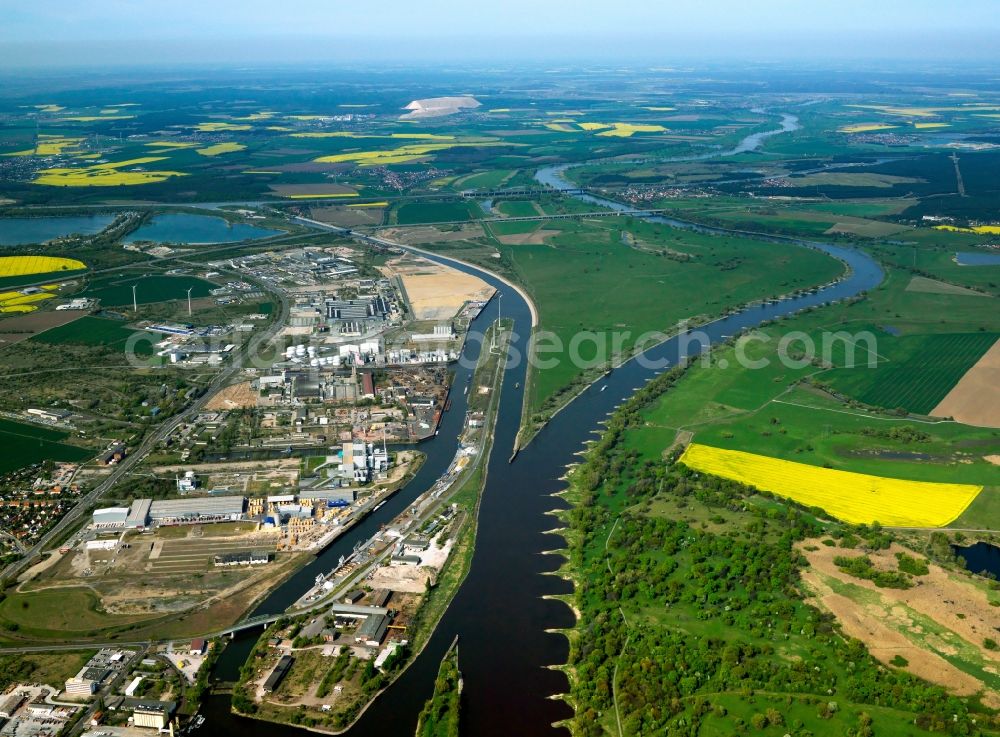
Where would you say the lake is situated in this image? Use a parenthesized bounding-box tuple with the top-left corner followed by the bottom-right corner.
(0, 215, 116, 246)
(955, 251, 1000, 267)
(125, 213, 281, 244)
(954, 541, 1000, 578)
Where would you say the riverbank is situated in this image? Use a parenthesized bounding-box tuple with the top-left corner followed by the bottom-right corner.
(227, 320, 510, 733)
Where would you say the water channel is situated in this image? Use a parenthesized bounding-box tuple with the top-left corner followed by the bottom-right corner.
(199, 112, 885, 736)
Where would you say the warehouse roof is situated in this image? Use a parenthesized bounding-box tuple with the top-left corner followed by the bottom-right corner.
(148, 496, 245, 519)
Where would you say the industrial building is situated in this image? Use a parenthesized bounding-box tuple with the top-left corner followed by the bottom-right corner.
(98, 496, 245, 528)
(127, 699, 176, 729)
(298, 488, 355, 505)
(0, 691, 25, 719)
(92, 507, 129, 529)
(213, 550, 270, 567)
(125, 498, 152, 529)
(370, 589, 392, 608)
(263, 655, 294, 693)
(148, 495, 246, 524)
(64, 666, 108, 696)
(355, 613, 389, 647)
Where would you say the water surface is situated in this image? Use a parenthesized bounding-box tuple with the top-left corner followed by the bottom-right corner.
(125, 213, 281, 244)
(0, 215, 115, 245)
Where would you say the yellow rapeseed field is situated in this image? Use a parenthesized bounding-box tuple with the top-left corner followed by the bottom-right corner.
(62, 115, 135, 122)
(193, 122, 252, 132)
(283, 193, 359, 199)
(678, 443, 982, 527)
(347, 201, 388, 208)
(196, 142, 246, 156)
(839, 123, 898, 133)
(0, 256, 85, 277)
(3, 136, 85, 157)
(934, 224, 1000, 235)
(34, 157, 187, 187)
(568, 122, 667, 137)
(0, 291, 55, 312)
(313, 141, 511, 167)
(290, 132, 454, 140)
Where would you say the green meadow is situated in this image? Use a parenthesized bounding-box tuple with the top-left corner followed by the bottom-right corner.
(0, 418, 90, 474)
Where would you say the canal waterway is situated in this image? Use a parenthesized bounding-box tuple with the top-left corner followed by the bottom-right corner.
(199, 112, 885, 736)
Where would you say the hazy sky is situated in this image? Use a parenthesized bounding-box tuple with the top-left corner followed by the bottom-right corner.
(2, 0, 999, 67)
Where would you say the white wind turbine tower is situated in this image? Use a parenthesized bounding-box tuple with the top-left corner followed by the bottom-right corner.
(187, 287, 193, 316)
(132, 284, 138, 313)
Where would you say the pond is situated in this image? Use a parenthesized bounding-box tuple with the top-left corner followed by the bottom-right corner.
(955, 251, 1000, 267)
(954, 541, 1000, 578)
(0, 215, 116, 246)
(124, 213, 281, 244)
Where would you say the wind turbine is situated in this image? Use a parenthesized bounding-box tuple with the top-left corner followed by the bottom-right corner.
(132, 284, 138, 313)
(186, 287, 193, 316)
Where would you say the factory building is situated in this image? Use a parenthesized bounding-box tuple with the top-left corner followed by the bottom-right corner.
(64, 666, 109, 696)
(0, 692, 25, 719)
(148, 495, 246, 524)
(263, 655, 294, 693)
(355, 613, 389, 647)
(127, 699, 176, 730)
(125, 499, 152, 529)
(213, 551, 270, 567)
(298, 488, 355, 506)
(92, 507, 129, 529)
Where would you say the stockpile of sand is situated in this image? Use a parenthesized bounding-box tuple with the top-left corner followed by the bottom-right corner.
(401, 96, 481, 120)
(380, 255, 494, 321)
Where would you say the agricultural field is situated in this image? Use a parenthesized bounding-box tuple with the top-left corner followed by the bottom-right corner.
(494, 199, 541, 218)
(0, 418, 91, 474)
(823, 331, 999, 415)
(81, 273, 216, 306)
(393, 200, 481, 224)
(0, 285, 58, 313)
(32, 315, 155, 354)
(424, 212, 843, 421)
(0, 255, 85, 277)
(678, 443, 982, 527)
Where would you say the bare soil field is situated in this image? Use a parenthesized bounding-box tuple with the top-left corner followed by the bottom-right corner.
(206, 380, 259, 410)
(824, 219, 912, 237)
(377, 224, 484, 245)
(0, 309, 85, 347)
(906, 275, 987, 297)
(932, 337, 1000, 427)
(799, 540, 1000, 706)
(309, 205, 385, 228)
(497, 229, 559, 245)
(379, 254, 494, 321)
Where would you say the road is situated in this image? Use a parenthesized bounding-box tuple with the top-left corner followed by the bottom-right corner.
(0, 271, 291, 585)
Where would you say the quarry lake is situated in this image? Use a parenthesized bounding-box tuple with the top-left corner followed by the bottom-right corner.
(956, 251, 1000, 267)
(0, 214, 116, 245)
(954, 541, 1000, 578)
(124, 213, 282, 244)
